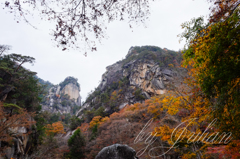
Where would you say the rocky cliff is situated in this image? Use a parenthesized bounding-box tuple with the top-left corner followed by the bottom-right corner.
(41, 76, 81, 115)
(0, 126, 30, 159)
(77, 46, 185, 120)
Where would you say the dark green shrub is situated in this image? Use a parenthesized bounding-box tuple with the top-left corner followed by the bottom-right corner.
(61, 100, 68, 106)
(94, 106, 105, 117)
(69, 116, 82, 130)
(134, 88, 146, 101)
(67, 129, 85, 159)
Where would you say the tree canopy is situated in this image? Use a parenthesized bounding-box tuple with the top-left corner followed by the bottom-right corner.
(0, 45, 45, 157)
(2, 0, 152, 52)
(180, 1, 240, 138)
(67, 128, 86, 159)
(0, 46, 42, 112)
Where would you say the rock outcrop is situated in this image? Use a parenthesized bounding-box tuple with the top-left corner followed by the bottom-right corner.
(1, 127, 29, 159)
(77, 46, 185, 119)
(95, 144, 138, 159)
(61, 83, 80, 103)
(123, 60, 175, 96)
(41, 76, 81, 115)
(0, 111, 35, 159)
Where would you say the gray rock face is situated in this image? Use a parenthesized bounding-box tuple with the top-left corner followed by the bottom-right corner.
(41, 76, 81, 115)
(125, 61, 175, 95)
(77, 46, 183, 118)
(97, 58, 176, 99)
(98, 62, 123, 91)
(95, 144, 138, 159)
(97, 59, 175, 99)
(62, 83, 81, 105)
(76, 102, 90, 117)
(1, 122, 32, 159)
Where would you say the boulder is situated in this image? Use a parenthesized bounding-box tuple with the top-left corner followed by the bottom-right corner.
(95, 144, 138, 159)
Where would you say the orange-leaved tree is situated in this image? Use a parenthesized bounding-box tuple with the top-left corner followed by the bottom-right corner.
(45, 121, 65, 136)
(152, 2, 240, 158)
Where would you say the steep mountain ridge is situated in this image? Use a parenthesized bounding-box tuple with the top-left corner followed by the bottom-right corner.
(41, 76, 81, 115)
(77, 46, 185, 120)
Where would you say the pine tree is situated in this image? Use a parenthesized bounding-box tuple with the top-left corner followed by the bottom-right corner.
(67, 129, 86, 159)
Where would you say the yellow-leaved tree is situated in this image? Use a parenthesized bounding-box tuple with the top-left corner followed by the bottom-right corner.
(152, 2, 240, 158)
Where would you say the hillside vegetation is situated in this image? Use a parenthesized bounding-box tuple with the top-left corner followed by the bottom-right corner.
(0, 1, 240, 158)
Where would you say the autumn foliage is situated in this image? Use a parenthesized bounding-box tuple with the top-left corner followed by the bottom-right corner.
(1, 1, 237, 158)
(0, 102, 35, 152)
(150, 2, 240, 158)
(81, 4, 240, 158)
(45, 121, 65, 136)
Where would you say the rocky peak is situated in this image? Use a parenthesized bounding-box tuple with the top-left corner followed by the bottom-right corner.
(125, 46, 135, 58)
(41, 76, 81, 115)
(77, 46, 185, 119)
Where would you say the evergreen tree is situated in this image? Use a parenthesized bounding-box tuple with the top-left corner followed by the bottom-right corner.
(67, 129, 86, 159)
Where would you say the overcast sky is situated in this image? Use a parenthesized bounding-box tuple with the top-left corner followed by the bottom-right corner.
(0, 0, 210, 102)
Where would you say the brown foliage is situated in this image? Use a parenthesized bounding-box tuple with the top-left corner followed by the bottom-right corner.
(84, 101, 170, 159)
(0, 102, 35, 155)
(208, 0, 240, 23)
(29, 136, 68, 159)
